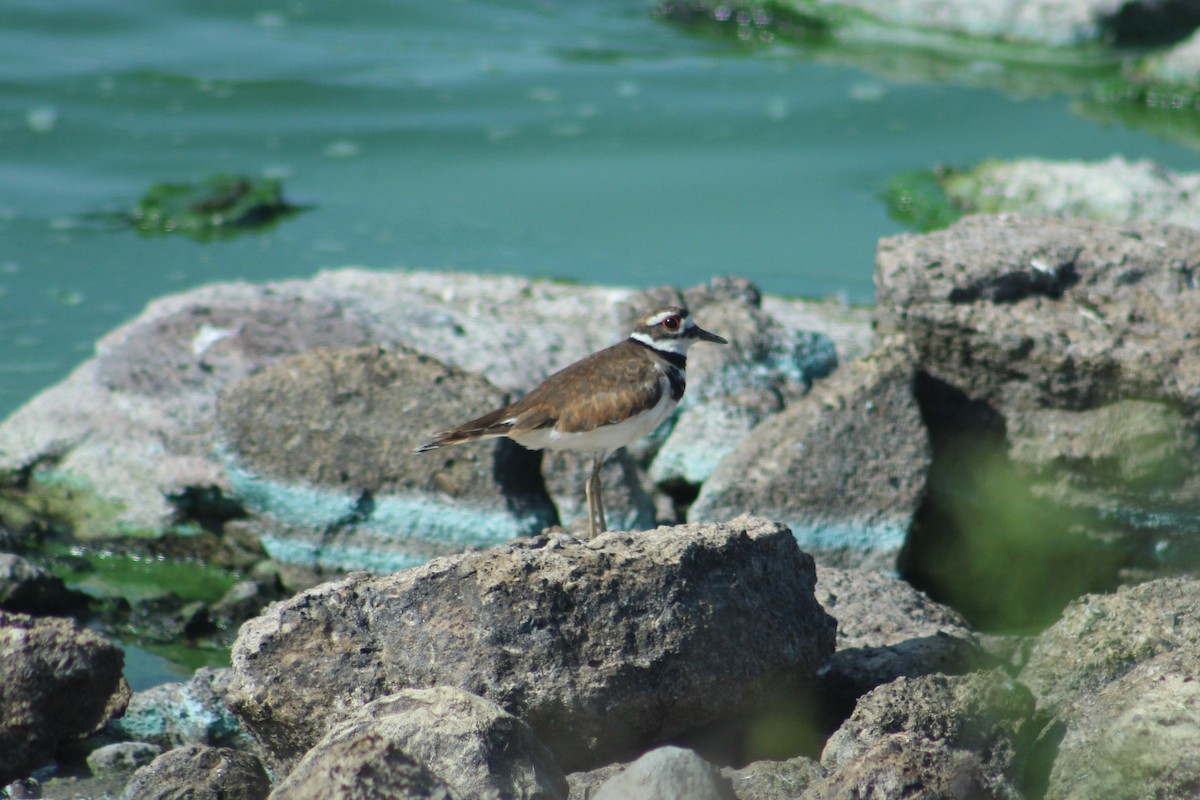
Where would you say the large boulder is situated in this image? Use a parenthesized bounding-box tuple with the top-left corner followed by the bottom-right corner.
(0, 611, 130, 785)
(690, 338, 930, 571)
(227, 517, 836, 775)
(875, 215, 1200, 417)
(877, 214, 1200, 623)
(215, 345, 557, 571)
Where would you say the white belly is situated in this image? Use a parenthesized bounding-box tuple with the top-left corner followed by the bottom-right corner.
(510, 379, 678, 454)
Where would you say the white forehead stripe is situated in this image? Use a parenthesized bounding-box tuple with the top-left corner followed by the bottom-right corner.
(643, 309, 690, 328)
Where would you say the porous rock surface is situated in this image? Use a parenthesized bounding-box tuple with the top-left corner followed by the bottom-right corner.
(0, 610, 130, 786)
(876, 214, 1200, 417)
(227, 516, 836, 776)
(120, 744, 269, 800)
(272, 687, 565, 800)
(1018, 576, 1200, 716)
(877, 214, 1200, 573)
(820, 671, 1035, 785)
(814, 566, 982, 714)
(1044, 647, 1200, 800)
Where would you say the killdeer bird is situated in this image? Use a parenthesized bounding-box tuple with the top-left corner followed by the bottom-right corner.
(416, 306, 727, 537)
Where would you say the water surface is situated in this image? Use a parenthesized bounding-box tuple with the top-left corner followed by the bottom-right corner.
(3, 1, 1200, 418)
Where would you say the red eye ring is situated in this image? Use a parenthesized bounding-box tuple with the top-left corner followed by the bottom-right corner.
(662, 315, 681, 330)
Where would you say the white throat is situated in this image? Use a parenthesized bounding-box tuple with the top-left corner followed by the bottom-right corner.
(630, 331, 692, 356)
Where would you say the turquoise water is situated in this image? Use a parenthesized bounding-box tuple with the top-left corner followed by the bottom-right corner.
(2, 0, 1200, 421)
(4, 1, 1200, 695)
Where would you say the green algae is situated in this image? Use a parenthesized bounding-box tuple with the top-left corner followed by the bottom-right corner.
(124, 173, 306, 241)
(883, 168, 964, 232)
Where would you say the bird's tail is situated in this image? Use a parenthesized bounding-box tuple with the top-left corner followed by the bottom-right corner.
(414, 408, 514, 453)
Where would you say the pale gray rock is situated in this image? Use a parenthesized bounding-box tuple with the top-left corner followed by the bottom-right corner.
(0, 283, 378, 540)
(942, 157, 1200, 228)
(0, 610, 130, 786)
(121, 744, 269, 800)
(275, 687, 566, 800)
(593, 747, 734, 800)
(227, 517, 836, 775)
(1019, 576, 1200, 716)
(691, 338, 930, 571)
(815, 567, 983, 714)
(1045, 647, 1200, 800)
(85, 741, 162, 777)
(216, 345, 557, 571)
(566, 762, 625, 800)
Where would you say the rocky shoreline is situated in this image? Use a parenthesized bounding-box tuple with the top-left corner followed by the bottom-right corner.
(3, 209, 1200, 798)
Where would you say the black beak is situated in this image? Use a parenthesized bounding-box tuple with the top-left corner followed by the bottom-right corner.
(693, 325, 728, 345)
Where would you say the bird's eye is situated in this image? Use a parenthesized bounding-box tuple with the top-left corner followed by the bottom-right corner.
(662, 315, 681, 330)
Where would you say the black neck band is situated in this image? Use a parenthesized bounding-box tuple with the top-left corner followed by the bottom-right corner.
(629, 337, 687, 369)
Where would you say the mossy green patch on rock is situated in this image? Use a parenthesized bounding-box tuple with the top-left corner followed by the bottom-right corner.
(0, 468, 137, 542)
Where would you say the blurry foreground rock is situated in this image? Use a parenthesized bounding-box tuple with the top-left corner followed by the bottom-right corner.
(120, 744, 269, 800)
(0, 611, 130, 786)
(271, 687, 565, 800)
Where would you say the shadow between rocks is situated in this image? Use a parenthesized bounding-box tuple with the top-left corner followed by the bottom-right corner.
(901, 372, 1126, 633)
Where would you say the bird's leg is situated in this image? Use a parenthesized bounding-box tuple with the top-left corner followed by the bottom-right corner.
(585, 452, 608, 538)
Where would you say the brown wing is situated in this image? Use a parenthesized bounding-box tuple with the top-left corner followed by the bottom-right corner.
(508, 340, 665, 434)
